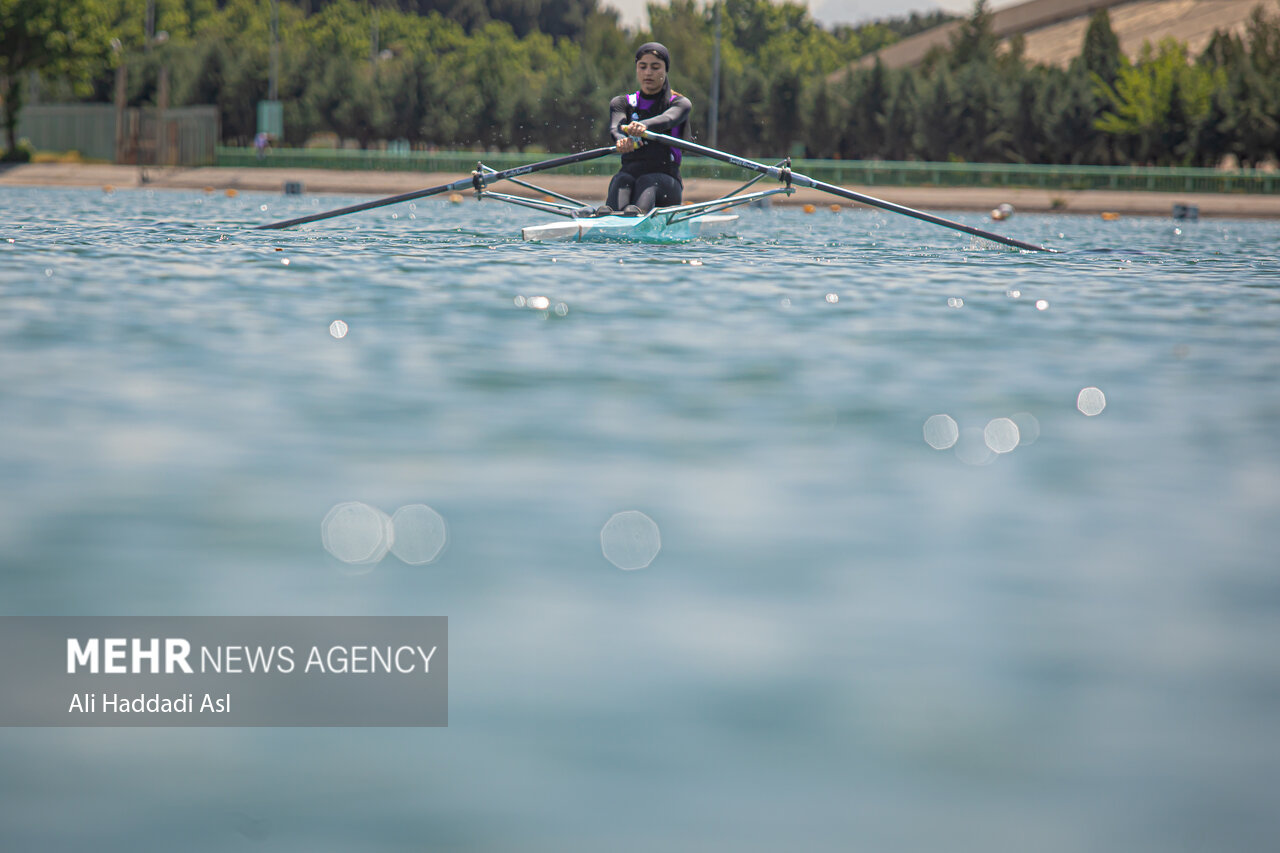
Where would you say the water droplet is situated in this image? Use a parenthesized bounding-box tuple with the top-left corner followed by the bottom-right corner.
(1035, 299, 1049, 311)
(948, 297, 964, 308)
(514, 295, 527, 307)
(825, 293, 838, 303)
(528, 296, 551, 310)
(329, 320, 348, 338)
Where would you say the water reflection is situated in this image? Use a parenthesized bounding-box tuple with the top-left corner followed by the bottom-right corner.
(322, 502, 447, 568)
(983, 417, 1021, 453)
(923, 414, 959, 450)
(389, 504, 448, 565)
(321, 502, 393, 567)
(600, 511, 662, 570)
(1078, 387, 1107, 416)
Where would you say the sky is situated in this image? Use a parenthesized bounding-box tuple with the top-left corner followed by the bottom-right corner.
(605, 0, 1023, 29)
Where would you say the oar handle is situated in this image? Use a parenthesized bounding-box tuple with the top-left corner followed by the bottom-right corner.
(638, 130, 1056, 253)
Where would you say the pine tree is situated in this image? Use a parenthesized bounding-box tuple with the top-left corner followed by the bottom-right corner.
(949, 0, 997, 68)
(1080, 9, 1123, 87)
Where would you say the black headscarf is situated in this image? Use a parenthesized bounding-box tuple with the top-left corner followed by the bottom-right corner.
(633, 42, 672, 104)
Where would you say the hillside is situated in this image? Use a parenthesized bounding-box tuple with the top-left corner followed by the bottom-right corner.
(848, 0, 1280, 69)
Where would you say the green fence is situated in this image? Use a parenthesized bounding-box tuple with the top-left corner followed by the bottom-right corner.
(216, 146, 1280, 194)
(4, 104, 220, 165)
(7, 104, 118, 161)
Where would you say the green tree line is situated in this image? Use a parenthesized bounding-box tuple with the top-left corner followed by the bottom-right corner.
(4, 0, 1279, 167)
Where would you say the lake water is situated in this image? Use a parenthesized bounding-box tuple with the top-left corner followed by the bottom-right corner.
(2, 186, 1278, 851)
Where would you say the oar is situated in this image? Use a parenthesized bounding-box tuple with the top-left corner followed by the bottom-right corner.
(255, 146, 616, 230)
(638, 130, 1056, 252)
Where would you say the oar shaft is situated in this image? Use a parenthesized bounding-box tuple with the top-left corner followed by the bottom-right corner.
(255, 177, 470, 229)
(256, 146, 616, 230)
(638, 131, 1054, 252)
(792, 175, 1052, 253)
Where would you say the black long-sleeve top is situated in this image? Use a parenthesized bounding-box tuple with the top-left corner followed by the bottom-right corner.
(609, 89, 692, 175)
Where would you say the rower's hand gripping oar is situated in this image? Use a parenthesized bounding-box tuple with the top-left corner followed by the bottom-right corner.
(637, 130, 1056, 253)
(255, 146, 616, 230)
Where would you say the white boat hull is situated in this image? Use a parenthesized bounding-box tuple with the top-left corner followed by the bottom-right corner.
(522, 213, 739, 243)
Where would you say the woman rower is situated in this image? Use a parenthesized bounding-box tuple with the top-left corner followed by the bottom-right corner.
(596, 42, 692, 216)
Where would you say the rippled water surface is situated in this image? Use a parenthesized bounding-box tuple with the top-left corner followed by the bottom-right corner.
(3, 186, 1279, 851)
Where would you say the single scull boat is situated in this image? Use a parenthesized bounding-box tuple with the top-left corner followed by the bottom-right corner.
(256, 137, 1054, 253)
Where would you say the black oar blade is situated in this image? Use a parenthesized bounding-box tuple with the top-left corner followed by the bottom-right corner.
(638, 130, 1056, 253)
(255, 146, 616, 231)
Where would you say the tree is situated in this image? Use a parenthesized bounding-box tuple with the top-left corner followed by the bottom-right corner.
(1096, 39, 1219, 165)
(949, 0, 997, 68)
(879, 70, 915, 160)
(1041, 67, 1106, 164)
(914, 69, 962, 161)
(1, 0, 111, 156)
(1079, 9, 1124, 87)
(1002, 72, 1042, 163)
(803, 79, 837, 158)
(849, 59, 888, 158)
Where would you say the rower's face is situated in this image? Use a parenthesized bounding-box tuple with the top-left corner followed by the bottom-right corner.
(636, 57, 666, 95)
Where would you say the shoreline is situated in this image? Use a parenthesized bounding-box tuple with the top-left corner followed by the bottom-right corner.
(4, 161, 1279, 218)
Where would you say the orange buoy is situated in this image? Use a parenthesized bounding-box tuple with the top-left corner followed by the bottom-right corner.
(102, 185, 115, 193)
(225, 189, 238, 198)
(829, 204, 841, 213)
(449, 193, 464, 204)
(203, 186, 215, 194)
(1101, 211, 1120, 221)
(803, 204, 816, 214)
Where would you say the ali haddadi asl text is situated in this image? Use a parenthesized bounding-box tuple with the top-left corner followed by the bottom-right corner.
(68, 692, 229, 714)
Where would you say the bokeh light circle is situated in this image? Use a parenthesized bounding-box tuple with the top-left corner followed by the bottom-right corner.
(600, 511, 661, 570)
(923, 414, 959, 450)
(389, 504, 448, 565)
(322, 502, 393, 566)
(1077, 387, 1107, 416)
